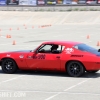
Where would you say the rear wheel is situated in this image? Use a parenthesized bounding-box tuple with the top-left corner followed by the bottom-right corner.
(87, 70, 99, 73)
(66, 61, 85, 77)
(1, 59, 18, 74)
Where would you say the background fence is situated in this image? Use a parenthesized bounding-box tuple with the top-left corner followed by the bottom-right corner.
(0, 0, 100, 6)
(0, 0, 100, 11)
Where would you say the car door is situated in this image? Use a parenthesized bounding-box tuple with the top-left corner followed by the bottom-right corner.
(37, 44, 64, 71)
(26, 44, 53, 70)
(26, 52, 46, 70)
(43, 53, 61, 71)
(26, 44, 63, 71)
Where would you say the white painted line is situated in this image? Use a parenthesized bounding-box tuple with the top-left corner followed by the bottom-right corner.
(45, 92, 61, 100)
(64, 79, 90, 91)
(0, 75, 25, 85)
(45, 78, 91, 100)
(0, 90, 99, 96)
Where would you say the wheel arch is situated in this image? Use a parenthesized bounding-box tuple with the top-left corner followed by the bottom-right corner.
(65, 60, 86, 71)
(0, 57, 18, 68)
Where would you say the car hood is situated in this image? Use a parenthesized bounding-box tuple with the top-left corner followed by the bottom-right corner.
(0, 50, 34, 54)
(9, 50, 32, 53)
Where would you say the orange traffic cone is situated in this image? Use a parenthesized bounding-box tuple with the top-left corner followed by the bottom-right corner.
(97, 41, 100, 46)
(6, 35, 11, 38)
(42, 25, 44, 27)
(9, 28, 12, 31)
(6, 35, 9, 38)
(17, 28, 19, 30)
(12, 40, 16, 45)
(87, 35, 90, 39)
(8, 35, 11, 38)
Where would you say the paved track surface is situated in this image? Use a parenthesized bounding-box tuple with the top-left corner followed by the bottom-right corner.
(0, 11, 100, 100)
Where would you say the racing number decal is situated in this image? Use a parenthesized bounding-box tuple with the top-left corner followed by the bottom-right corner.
(37, 54, 45, 59)
(33, 54, 46, 59)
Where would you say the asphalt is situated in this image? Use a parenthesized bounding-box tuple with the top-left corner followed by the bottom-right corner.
(0, 11, 100, 100)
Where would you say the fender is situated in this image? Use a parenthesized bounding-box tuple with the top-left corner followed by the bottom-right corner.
(0, 53, 29, 70)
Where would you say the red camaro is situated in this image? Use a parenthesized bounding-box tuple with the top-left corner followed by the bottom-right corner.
(0, 41, 100, 77)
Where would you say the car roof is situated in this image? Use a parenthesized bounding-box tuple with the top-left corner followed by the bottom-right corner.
(42, 41, 81, 46)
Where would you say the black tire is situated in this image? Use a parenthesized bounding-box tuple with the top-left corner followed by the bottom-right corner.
(87, 70, 99, 73)
(1, 59, 18, 74)
(66, 61, 85, 77)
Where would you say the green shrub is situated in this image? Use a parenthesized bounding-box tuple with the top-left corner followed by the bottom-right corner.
(79, 8, 87, 11)
(73, 8, 79, 11)
(89, 8, 98, 11)
(67, 9, 72, 11)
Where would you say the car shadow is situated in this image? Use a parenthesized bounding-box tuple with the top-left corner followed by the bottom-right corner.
(0, 69, 100, 78)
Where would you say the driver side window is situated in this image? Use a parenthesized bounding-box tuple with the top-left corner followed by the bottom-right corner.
(38, 44, 52, 53)
(38, 44, 65, 54)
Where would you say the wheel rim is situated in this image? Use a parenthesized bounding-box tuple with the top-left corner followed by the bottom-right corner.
(4, 59, 14, 71)
(69, 63, 81, 76)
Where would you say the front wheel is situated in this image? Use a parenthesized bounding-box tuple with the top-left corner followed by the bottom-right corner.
(1, 59, 18, 74)
(66, 61, 85, 77)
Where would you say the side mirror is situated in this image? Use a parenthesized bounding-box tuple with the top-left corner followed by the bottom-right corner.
(35, 50, 38, 54)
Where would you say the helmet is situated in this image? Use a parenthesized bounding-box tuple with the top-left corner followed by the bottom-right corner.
(51, 45, 58, 51)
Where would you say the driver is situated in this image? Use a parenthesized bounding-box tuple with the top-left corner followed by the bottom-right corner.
(51, 45, 58, 53)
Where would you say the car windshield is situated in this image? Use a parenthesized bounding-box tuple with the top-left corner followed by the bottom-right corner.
(73, 43, 99, 55)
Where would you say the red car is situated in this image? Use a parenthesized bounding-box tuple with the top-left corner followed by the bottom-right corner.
(0, 41, 100, 77)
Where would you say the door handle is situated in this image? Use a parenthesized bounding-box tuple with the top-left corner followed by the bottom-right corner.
(56, 56, 60, 58)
